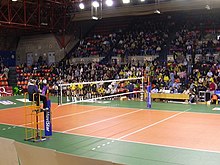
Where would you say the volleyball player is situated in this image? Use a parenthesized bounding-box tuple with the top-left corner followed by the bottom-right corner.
(70, 83, 77, 102)
(78, 82, 84, 101)
(91, 83, 97, 98)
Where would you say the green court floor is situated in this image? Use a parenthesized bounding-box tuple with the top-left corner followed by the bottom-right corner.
(1, 95, 220, 165)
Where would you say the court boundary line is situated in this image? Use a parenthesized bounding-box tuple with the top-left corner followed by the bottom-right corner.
(51, 130, 220, 154)
(2, 112, 220, 155)
(0, 103, 59, 111)
(2, 105, 220, 129)
(1, 101, 220, 116)
(52, 106, 107, 120)
(76, 103, 220, 116)
(62, 109, 144, 133)
(2, 123, 220, 155)
(120, 138, 220, 154)
(0, 106, 107, 127)
(118, 108, 191, 140)
(0, 105, 26, 111)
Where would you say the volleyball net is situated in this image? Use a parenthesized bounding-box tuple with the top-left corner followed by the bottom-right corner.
(58, 77, 144, 105)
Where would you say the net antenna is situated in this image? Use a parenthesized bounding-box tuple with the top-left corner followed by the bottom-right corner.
(91, 0, 103, 20)
(58, 77, 144, 106)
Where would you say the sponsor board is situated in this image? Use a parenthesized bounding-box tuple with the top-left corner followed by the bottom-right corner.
(0, 100, 16, 105)
(44, 100, 52, 136)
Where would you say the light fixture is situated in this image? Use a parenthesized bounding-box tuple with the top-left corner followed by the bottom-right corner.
(12, 0, 17, 1)
(92, 1, 100, 8)
(106, 0, 113, 6)
(154, 10, 161, 14)
(205, 4, 211, 10)
(122, 0, 130, 4)
(79, 2, 85, 9)
(140, 0, 145, 2)
(92, 16, 99, 20)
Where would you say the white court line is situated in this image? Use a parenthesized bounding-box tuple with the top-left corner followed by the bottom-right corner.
(62, 109, 144, 133)
(76, 103, 220, 116)
(0, 104, 143, 127)
(0, 106, 107, 127)
(53, 127, 220, 154)
(117, 108, 191, 140)
(0, 105, 26, 111)
(0, 102, 59, 111)
(88, 108, 190, 151)
(120, 138, 220, 154)
(52, 106, 107, 120)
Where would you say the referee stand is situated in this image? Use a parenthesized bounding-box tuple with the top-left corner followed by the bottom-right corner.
(24, 90, 52, 142)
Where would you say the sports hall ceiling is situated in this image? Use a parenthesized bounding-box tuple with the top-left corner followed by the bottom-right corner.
(0, 0, 75, 36)
(0, 0, 220, 36)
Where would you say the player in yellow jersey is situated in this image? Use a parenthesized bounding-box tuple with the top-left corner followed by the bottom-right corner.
(78, 83, 84, 101)
(97, 83, 105, 97)
(70, 83, 77, 102)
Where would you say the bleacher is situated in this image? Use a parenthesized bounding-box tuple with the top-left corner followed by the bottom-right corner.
(0, 77, 13, 96)
(16, 65, 54, 93)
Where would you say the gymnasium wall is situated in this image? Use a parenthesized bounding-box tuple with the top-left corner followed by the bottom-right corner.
(15, 20, 96, 65)
(16, 34, 64, 65)
(0, 36, 18, 51)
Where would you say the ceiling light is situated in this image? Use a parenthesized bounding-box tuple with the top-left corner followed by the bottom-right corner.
(106, 0, 113, 6)
(154, 10, 161, 14)
(79, 3, 85, 9)
(92, 16, 99, 20)
(12, 0, 17, 1)
(122, 0, 130, 4)
(92, 1, 100, 8)
(205, 5, 211, 10)
(140, 0, 145, 2)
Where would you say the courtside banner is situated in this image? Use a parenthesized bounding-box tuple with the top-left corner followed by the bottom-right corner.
(44, 100, 52, 136)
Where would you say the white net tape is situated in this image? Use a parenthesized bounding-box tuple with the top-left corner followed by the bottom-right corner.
(58, 77, 144, 105)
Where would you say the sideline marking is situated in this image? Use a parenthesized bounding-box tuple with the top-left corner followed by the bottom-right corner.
(90, 108, 191, 151)
(63, 109, 144, 133)
(118, 108, 191, 140)
(16, 98, 31, 103)
(53, 107, 106, 120)
(64, 130, 220, 154)
(213, 107, 220, 111)
(0, 106, 109, 128)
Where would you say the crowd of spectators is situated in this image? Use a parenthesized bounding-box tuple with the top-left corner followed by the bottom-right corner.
(16, 11, 220, 102)
(0, 57, 7, 78)
(71, 12, 220, 61)
(16, 57, 220, 103)
(16, 60, 143, 91)
(149, 60, 220, 97)
(0, 62, 9, 79)
(71, 16, 174, 59)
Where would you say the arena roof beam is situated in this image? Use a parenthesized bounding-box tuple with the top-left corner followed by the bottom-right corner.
(0, 0, 72, 36)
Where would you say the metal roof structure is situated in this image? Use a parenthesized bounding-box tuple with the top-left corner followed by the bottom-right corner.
(0, 0, 76, 36)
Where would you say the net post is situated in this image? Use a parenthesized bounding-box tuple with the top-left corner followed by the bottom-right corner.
(146, 75, 152, 109)
(59, 83, 62, 105)
(140, 76, 144, 101)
